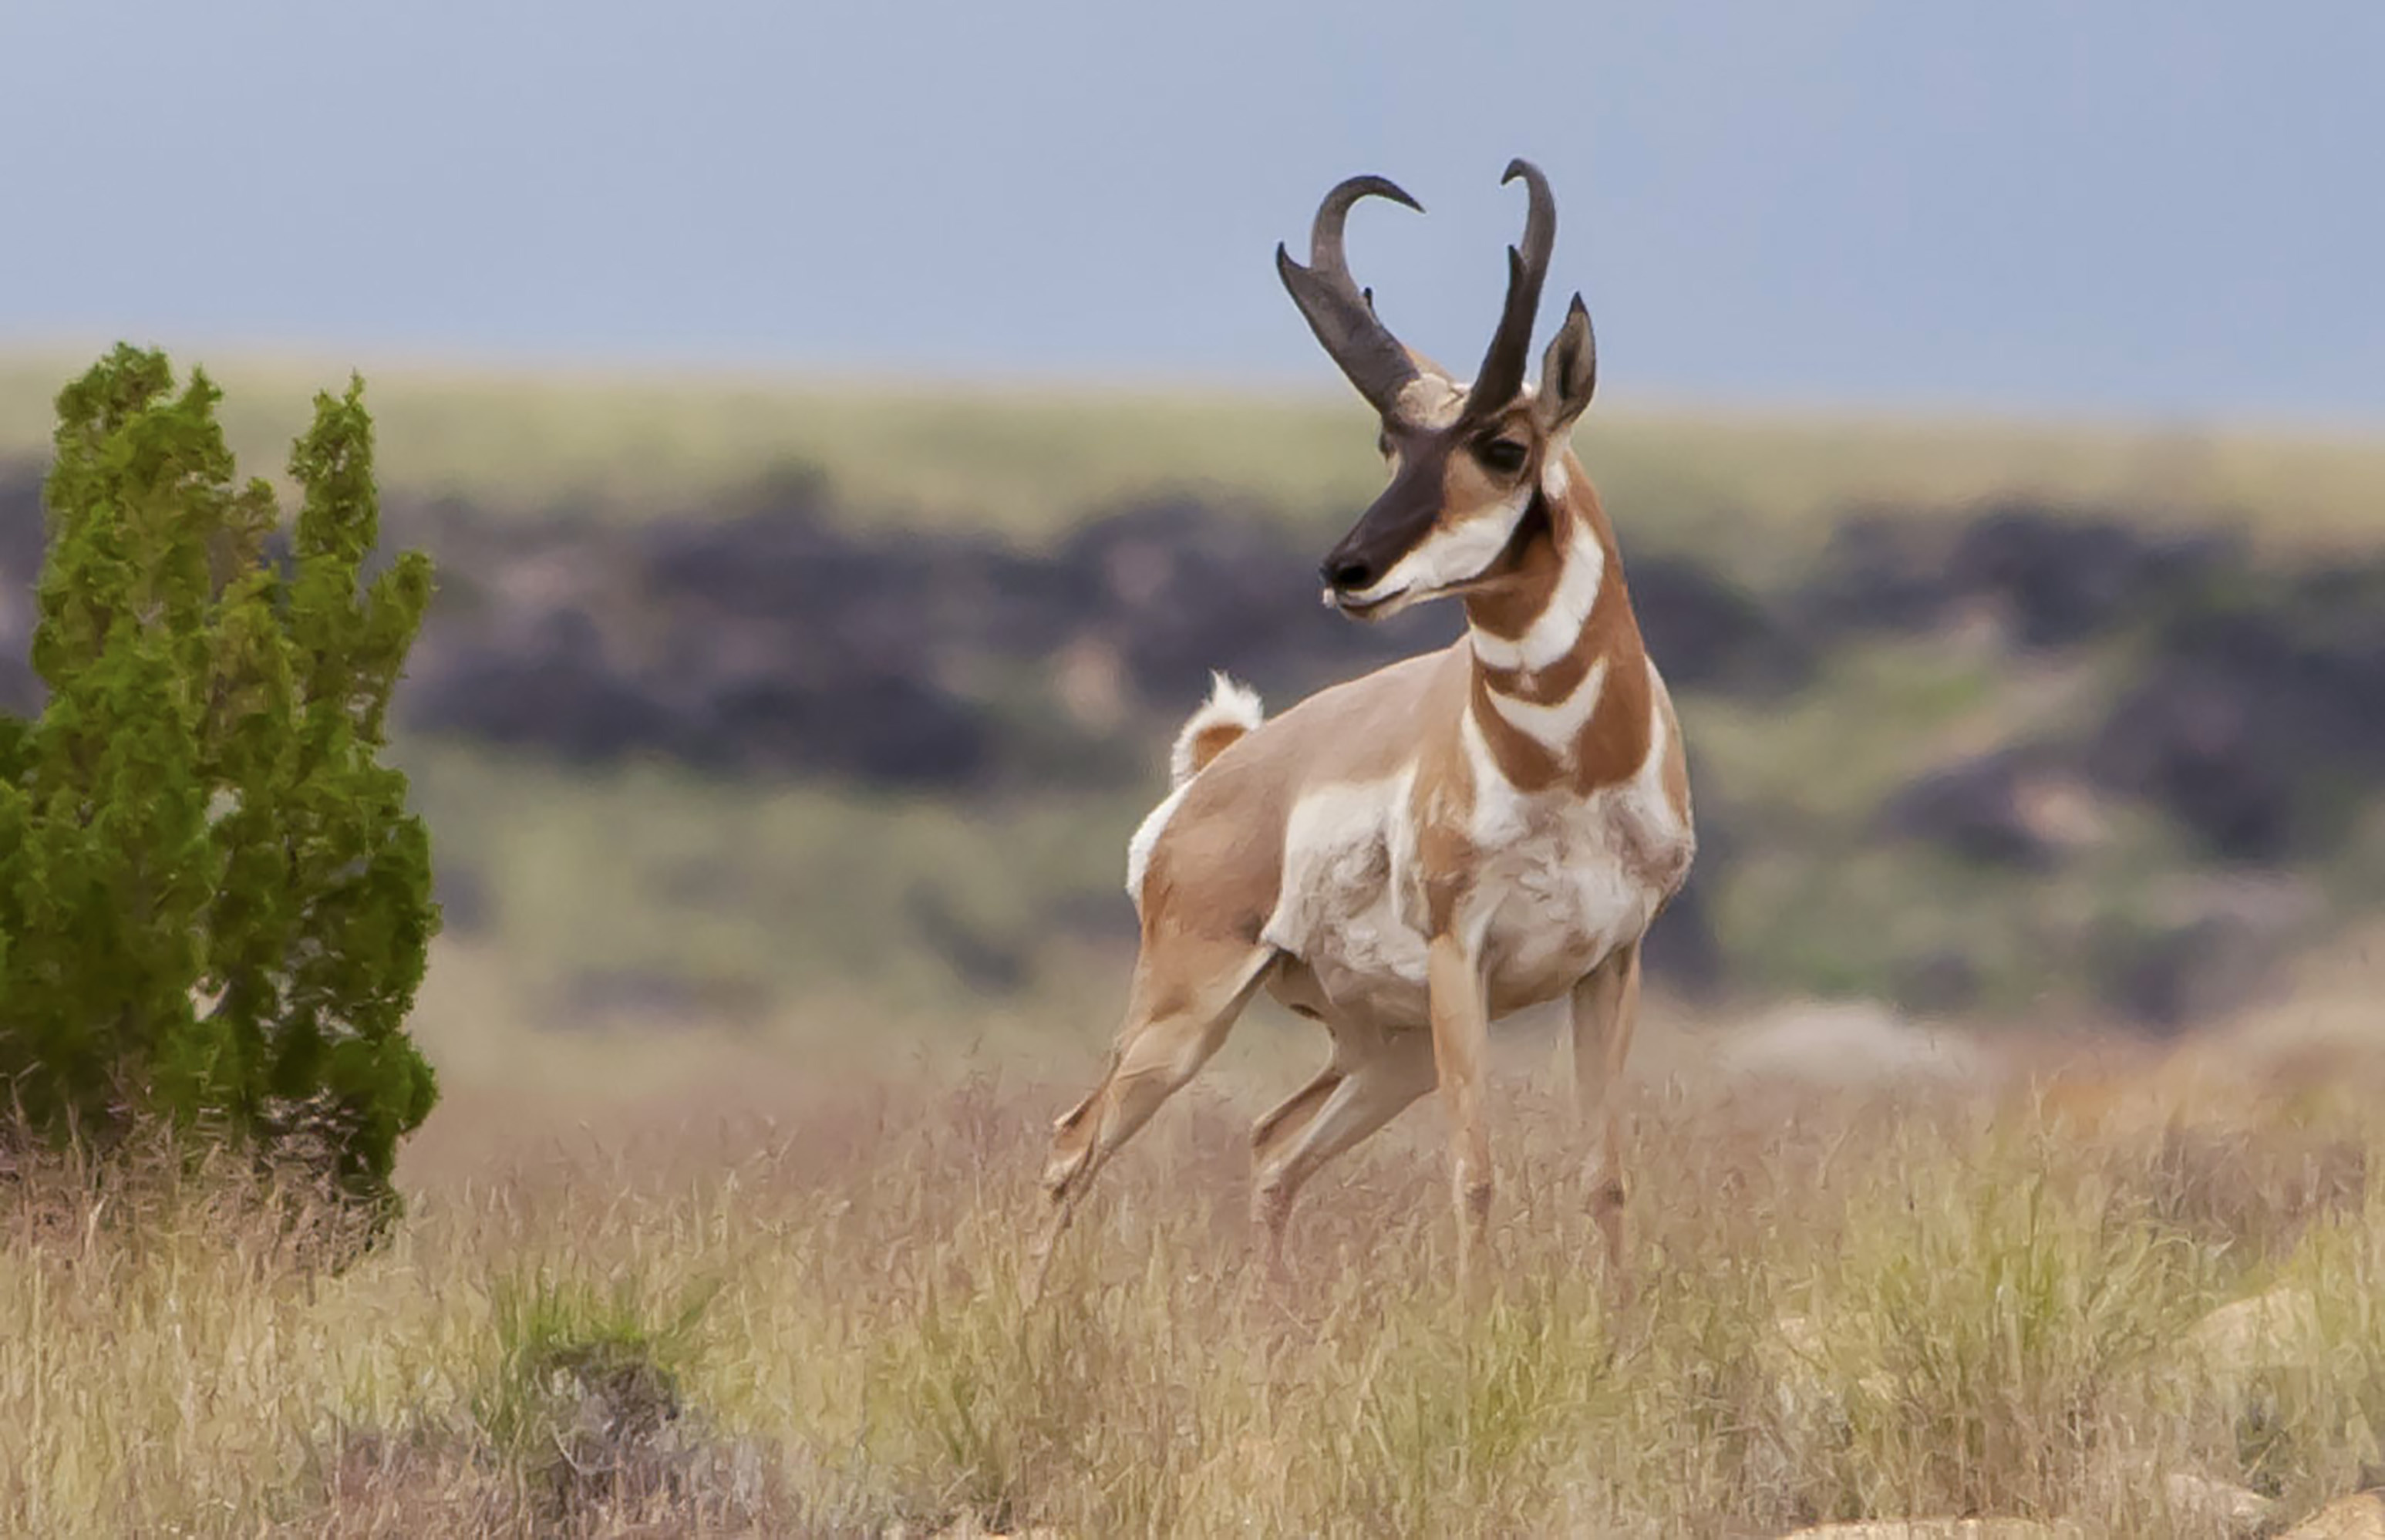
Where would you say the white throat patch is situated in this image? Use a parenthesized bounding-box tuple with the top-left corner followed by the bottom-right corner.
(1469, 518, 1605, 675)
(1484, 655, 1610, 754)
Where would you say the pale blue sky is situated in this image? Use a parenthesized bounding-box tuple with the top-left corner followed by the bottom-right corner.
(2, 2, 2380, 416)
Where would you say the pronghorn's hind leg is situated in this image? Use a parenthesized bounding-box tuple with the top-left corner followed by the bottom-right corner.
(1569, 940, 1643, 1292)
(1249, 1063, 1343, 1177)
(1249, 1023, 1437, 1274)
(1036, 935, 1278, 1273)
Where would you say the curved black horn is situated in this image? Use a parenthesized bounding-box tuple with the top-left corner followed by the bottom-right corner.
(1464, 158, 1557, 416)
(1277, 174, 1424, 416)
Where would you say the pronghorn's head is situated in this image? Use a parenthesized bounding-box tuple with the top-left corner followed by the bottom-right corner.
(1279, 159, 1598, 621)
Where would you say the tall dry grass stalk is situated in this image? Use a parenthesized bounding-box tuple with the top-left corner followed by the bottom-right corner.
(2, 1046, 2380, 1537)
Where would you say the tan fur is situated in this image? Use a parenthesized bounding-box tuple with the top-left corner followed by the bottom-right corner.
(1571, 941, 1642, 1300)
(1039, 446, 1695, 1293)
(1039, 174, 1694, 1296)
(1184, 724, 1245, 777)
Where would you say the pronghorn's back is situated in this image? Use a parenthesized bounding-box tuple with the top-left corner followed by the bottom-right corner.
(1130, 645, 1468, 932)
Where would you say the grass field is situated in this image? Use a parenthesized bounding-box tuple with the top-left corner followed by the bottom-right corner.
(7, 933, 2385, 1538)
(8, 349, 2385, 570)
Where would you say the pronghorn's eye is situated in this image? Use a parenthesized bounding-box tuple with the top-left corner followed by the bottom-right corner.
(1474, 437, 1529, 475)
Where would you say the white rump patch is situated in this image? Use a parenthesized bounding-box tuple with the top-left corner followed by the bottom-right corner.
(1169, 671, 1265, 788)
(1126, 672, 1267, 912)
(1124, 781, 1190, 911)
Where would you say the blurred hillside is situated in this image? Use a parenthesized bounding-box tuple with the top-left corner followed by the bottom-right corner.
(4, 358, 2383, 1040)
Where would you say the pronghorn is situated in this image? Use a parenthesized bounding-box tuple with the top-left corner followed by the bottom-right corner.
(1040, 160, 1695, 1285)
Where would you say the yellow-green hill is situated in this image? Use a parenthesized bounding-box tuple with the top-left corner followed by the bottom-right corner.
(5, 350, 2383, 568)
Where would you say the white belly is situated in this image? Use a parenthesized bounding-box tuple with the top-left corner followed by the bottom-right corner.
(1259, 769, 1687, 1032)
(1259, 770, 1435, 1028)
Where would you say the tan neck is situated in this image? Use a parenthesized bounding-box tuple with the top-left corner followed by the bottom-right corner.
(1458, 457, 1650, 793)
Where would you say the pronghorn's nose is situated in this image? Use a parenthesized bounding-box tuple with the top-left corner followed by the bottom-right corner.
(1324, 555, 1376, 592)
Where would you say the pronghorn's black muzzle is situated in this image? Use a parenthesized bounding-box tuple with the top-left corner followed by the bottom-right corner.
(1322, 552, 1376, 592)
(1319, 447, 1451, 607)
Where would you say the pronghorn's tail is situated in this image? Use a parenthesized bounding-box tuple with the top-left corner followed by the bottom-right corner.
(1168, 672, 1265, 788)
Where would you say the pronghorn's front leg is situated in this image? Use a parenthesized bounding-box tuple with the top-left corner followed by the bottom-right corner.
(1427, 931, 1495, 1283)
(1570, 941, 1642, 1292)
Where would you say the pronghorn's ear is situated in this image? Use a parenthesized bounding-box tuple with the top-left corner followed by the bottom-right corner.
(1534, 293, 1597, 435)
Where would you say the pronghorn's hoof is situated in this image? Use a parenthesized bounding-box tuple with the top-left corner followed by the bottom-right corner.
(1039, 1143, 1090, 1201)
(1250, 1195, 1295, 1280)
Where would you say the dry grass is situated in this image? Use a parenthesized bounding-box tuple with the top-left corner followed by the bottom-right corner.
(6, 971, 2385, 1538)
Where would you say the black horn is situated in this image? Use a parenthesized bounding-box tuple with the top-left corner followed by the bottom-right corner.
(1278, 175, 1424, 417)
(1464, 158, 1557, 416)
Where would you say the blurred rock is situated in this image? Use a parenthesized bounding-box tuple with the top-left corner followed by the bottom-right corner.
(533, 1339, 770, 1528)
(1805, 512, 1969, 634)
(1628, 554, 1814, 696)
(409, 605, 679, 763)
(2090, 564, 2385, 860)
(2092, 876, 2317, 1031)
(2183, 1286, 2326, 1382)
(1881, 750, 2108, 870)
(404, 501, 1000, 786)
(387, 485, 1827, 793)
(2159, 1471, 2279, 1538)
(1807, 500, 2238, 651)
(2170, 1285, 2374, 1483)
(1054, 497, 1428, 705)
(887, 1519, 1068, 1540)
(2279, 1491, 2385, 1540)
(1776, 1521, 2077, 1539)
(1941, 505, 2237, 650)
(1719, 1002, 1987, 1088)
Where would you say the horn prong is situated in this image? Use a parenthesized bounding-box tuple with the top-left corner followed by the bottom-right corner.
(1465, 159, 1558, 417)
